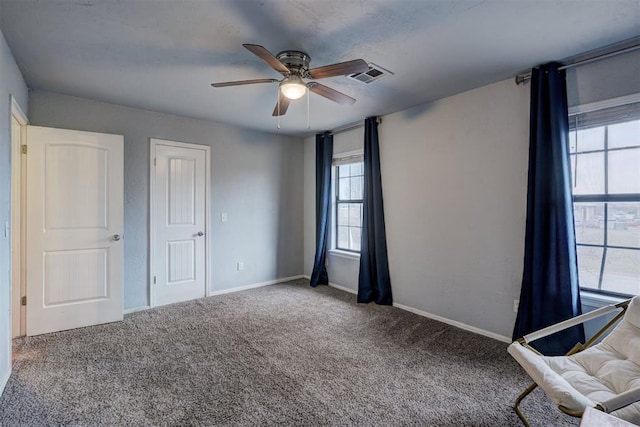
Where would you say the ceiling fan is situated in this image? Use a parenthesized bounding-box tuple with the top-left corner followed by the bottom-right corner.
(211, 44, 369, 117)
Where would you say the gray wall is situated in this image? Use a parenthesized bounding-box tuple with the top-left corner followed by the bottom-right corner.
(305, 78, 530, 340)
(382, 79, 530, 339)
(29, 91, 304, 310)
(304, 51, 640, 340)
(0, 29, 29, 392)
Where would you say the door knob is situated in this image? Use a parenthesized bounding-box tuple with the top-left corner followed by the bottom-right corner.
(197, 231, 205, 237)
(112, 234, 121, 241)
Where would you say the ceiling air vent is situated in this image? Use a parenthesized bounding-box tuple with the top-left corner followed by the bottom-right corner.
(348, 63, 393, 84)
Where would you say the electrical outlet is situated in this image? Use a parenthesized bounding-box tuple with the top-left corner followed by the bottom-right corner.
(221, 212, 228, 222)
(514, 299, 519, 313)
(237, 262, 244, 271)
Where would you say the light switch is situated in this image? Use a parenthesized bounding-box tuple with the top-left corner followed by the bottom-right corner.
(221, 212, 228, 222)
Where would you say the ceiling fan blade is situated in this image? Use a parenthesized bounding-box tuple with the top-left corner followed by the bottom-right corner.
(308, 59, 369, 79)
(272, 93, 291, 116)
(307, 82, 356, 105)
(211, 78, 279, 88)
(243, 44, 290, 75)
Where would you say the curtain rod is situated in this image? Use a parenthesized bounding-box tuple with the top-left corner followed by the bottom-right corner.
(330, 117, 382, 136)
(515, 42, 640, 85)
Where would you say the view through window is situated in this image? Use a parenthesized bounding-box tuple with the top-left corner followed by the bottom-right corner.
(335, 162, 364, 252)
(570, 101, 640, 296)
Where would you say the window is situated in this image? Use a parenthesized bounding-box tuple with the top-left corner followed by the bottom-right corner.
(335, 161, 364, 252)
(570, 100, 640, 297)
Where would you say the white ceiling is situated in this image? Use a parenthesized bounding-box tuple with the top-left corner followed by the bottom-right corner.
(1, 0, 639, 136)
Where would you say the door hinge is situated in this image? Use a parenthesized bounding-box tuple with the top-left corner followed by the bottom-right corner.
(153, 157, 156, 166)
(21, 296, 26, 306)
(21, 145, 27, 154)
(153, 276, 156, 285)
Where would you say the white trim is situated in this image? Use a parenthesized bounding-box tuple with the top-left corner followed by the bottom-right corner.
(149, 141, 155, 307)
(569, 93, 640, 115)
(329, 282, 357, 295)
(328, 249, 360, 260)
(149, 138, 211, 307)
(332, 148, 363, 159)
(302, 275, 359, 295)
(393, 302, 512, 343)
(127, 275, 305, 310)
(10, 95, 28, 125)
(2, 95, 24, 389)
(332, 149, 364, 166)
(581, 291, 626, 308)
(123, 306, 151, 315)
(0, 362, 10, 397)
(323, 277, 512, 343)
(10, 96, 28, 342)
(210, 275, 304, 296)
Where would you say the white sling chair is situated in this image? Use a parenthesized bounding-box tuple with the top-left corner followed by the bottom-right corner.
(508, 296, 640, 426)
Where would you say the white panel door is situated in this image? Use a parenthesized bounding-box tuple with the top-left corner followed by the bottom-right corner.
(152, 141, 207, 306)
(26, 126, 124, 336)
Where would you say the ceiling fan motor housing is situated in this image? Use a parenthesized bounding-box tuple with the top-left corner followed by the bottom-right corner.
(276, 50, 311, 76)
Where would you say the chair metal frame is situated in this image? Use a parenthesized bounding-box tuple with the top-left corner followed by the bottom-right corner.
(511, 298, 635, 427)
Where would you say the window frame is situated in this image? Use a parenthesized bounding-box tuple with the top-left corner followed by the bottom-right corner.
(333, 156, 364, 254)
(570, 97, 640, 298)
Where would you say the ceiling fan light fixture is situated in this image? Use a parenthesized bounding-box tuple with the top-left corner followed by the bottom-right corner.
(280, 75, 306, 100)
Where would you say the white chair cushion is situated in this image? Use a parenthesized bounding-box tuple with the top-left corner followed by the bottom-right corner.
(626, 296, 640, 329)
(508, 342, 595, 410)
(508, 297, 640, 424)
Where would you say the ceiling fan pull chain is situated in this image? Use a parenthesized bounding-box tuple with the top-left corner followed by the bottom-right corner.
(307, 87, 310, 129)
(277, 88, 281, 129)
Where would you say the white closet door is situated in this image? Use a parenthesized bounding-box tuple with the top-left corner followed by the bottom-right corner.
(152, 141, 207, 306)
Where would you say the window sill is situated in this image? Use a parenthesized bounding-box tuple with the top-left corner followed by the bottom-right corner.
(580, 290, 627, 308)
(328, 249, 361, 261)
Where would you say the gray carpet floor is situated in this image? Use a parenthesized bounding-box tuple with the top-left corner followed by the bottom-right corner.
(0, 279, 577, 426)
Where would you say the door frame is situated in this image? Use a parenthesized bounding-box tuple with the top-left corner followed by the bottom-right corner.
(10, 95, 28, 338)
(149, 138, 211, 308)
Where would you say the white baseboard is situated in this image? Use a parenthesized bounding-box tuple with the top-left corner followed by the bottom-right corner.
(302, 275, 359, 295)
(393, 302, 511, 343)
(124, 306, 151, 315)
(124, 276, 305, 314)
(210, 275, 304, 296)
(329, 282, 357, 295)
(0, 362, 10, 397)
(319, 277, 511, 343)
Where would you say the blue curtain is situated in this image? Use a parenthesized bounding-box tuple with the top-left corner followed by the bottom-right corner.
(513, 63, 584, 355)
(310, 132, 333, 287)
(358, 117, 392, 305)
